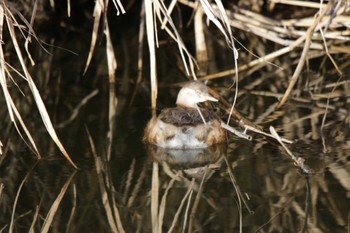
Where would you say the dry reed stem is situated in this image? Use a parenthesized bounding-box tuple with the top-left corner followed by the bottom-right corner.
(9, 162, 48, 233)
(145, 0, 158, 113)
(188, 166, 208, 232)
(270, 0, 327, 9)
(320, 75, 344, 152)
(158, 174, 178, 233)
(151, 161, 160, 233)
(145, 0, 241, 106)
(277, 2, 333, 108)
(111, 186, 125, 233)
(320, 95, 330, 153)
(157, 0, 198, 78)
(0, 5, 41, 159)
(199, 0, 240, 123)
(200, 46, 290, 81)
(162, 163, 181, 180)
(182, 184, 194, 232)
(67, 0, 71, 17)
(112, 0, 126, 15)
(129, 5, 145, 106)
(84, 0, 122, 162)
(7, 5, 51, 54)
(84, 0, 124, 71)
(167, 179, 194, 233)
(287, 110, 326, 127)
(127, 162, 147, 208)
(178, 0, 350, 93)
(155, 0, 198, 79)
(250, 88, 350, 112)
(29, 205, 39, 233)
(57, 89, 99, 128)
(199, 13, 346, 82)
(0, 2, 77, 167)
(84, 0, 103, 74)
(41, 170, 77, 233)
(122, 159, 135, 204)
(194, 6, 208, 76)
(319, 26, 342, 75)
(269, 126, 311, 173)
(87, 127, 125, 233)
(207, 86, 257, 127)
(226, 158, 252, 213)
(220, 122, 252, 140)
(9, 164, 35, 233)
(229, 6, 349, 44)
(224, 155, 253, 216)
(11, 99, 42, 157)
(105, 18, 118, 161)
(160, 0, 178, 29)
(228, 13, 325, 49)
(199, 0, 234, 49)
(0, 183, 3, 197)
(209, 85, 293, 144)
(65, 184, 77, 233)
(25, 0, 37, 66)
(144, 0, 242, 116)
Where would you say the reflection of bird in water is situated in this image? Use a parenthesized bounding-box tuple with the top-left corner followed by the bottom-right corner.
(146, 144, 226, 180)
(147, 144, 226, 169)
(144, 81, 227, 149)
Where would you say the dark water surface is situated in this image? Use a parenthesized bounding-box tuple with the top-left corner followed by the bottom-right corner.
(1, 78, 350, 233)
(1, 14, 350, 233)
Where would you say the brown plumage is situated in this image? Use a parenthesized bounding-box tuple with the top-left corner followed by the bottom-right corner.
(159, 106, 219, 126)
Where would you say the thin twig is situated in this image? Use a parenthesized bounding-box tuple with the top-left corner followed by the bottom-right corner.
(269, 126, 311, 173)
(277, 2, 333, 108)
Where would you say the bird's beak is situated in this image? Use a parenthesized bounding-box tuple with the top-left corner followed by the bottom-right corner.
(204, 94, 218, 102)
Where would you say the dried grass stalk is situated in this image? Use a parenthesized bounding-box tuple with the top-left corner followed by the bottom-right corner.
(194, 6, 208, 76)
(9, 166, 33, 233)
(0, 2, 77, 167)
(41, 171, 76, 233)
(151, 161, 159, 233)
(167, 179, 195, 233)
(277, 2, 334, 108)
(145, 0, 158, 112)
(84, 0, 103, 74)
(87, 128, 125, 233)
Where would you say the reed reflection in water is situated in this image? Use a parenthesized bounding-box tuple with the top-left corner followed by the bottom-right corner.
(2, 121, 350, 233)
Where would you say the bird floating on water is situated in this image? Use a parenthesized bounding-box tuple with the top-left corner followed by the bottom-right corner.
(144, 81, 227, 149)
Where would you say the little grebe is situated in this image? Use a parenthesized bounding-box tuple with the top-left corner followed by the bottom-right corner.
(144, 81, 226, 149)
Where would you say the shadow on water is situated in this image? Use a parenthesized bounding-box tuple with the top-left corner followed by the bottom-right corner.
(1, 4, 350, 233)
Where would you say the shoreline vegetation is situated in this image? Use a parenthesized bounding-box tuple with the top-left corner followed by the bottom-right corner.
(1, 1, 349, 163)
